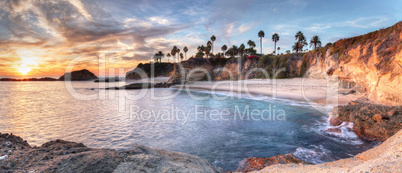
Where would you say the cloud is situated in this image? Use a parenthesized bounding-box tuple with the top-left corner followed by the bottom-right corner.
(67, 0, 93, 21)
(342, 17, 391, 28)
(148, 16, 170, 25)
(0, 0, 192, 76)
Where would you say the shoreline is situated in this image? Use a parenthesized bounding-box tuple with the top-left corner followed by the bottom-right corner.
(173, 78, 362, 106)
(172, 78, 401, 172)
(1, 78, 400, 172)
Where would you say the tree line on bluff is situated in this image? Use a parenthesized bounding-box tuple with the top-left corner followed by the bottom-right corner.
(152, 30, 323, 63)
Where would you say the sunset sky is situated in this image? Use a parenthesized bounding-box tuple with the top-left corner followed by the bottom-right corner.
(0, 0, 401, 77)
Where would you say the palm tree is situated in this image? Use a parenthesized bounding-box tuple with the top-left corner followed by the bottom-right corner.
(154, 51, 164, 63)
(204, 46, 211, 58)
(231, 45, 238, 57)
(207, 41, 212, 47)
(292, 42, 302, 53)
(310, 35, 322, 50)
(210, 35, 216, 53)
(221, 45, 227, 57)
(239, 44, 245, 57)
(180, 53, 184, 61)
(171, 46, 177, 63)
(258, 30, 265, 55)
(277, 47, 280, 55)
(272, 33, 279, 54)
(176, 48, 180, 62)
(166, 53, 171, 63)
(183, 46, 188, 59)
(247, 40, 256, 48)
(295, 31, 308, 53)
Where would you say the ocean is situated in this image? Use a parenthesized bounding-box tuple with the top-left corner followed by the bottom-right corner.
(0, 81, 375, 170)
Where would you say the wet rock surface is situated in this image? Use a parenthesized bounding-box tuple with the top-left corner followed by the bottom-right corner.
(235, 153, 309, 172)
(331, 102, 402, 141)
(0, 133, 220, 173)
(104, 82, 174, 90)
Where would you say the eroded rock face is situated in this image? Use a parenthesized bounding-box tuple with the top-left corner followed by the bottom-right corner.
(236, 153, 308, 172)
(0, 133, 221, 173)
(305, 22, 402, 105)
(126, 63, 174, 80)
(168, 57, 213, 83)
(59, 69, 98, 81)
(331, 102, 402, 141)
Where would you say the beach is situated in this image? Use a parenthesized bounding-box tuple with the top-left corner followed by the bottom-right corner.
(173, 78, 361, 106)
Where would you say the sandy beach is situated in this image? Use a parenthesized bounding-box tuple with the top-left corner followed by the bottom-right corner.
(173, 78, 361, 107)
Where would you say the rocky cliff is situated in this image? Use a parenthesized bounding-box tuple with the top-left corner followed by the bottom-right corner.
(59, 69, 98, 81)
(168, 22, 402, 105)
(168, 55, 304, 83)
(304, 21, 402, 105)
(126, 63, 173, 80)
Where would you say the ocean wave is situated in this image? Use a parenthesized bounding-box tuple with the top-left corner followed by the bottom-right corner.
(293, 145, 333, 164)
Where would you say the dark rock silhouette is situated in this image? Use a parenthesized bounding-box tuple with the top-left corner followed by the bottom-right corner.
(59, 69, 98, 81)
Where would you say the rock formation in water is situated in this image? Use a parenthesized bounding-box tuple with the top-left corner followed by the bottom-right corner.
(59, 69, 98, 81)
(126, 63, 173, 80)
(330, 101, 402, 141)
(0, 133, 221, 173)
(236, 154, 309, 172)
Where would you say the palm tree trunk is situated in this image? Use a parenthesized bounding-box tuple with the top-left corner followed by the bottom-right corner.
(212, 42, 214, 54)
(274, 42, 276, 55)
(260, 37, 262, 55)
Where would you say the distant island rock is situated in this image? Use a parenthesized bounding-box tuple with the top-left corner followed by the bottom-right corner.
(59, 69, 98, 81)
(94, 77, 121, 83)
(0, 77, 57, 81)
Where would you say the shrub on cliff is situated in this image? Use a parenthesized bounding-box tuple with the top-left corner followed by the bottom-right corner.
(209, 57, 228, 67)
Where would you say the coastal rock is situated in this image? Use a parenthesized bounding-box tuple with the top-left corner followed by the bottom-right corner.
(252, 129, 402, 173)
(104, 82, 174, 90)
(212, 57, 245, 81)
(126, 63, 174, 80)
(236, 154, 308, 172)
(59, 69, 98, 81)
(115, 145, 220, 173)
(305, 21, 402, 105)
(0, 133, 221, 173)
(168, 57, 213, 83)
(331, 102, 402, 141)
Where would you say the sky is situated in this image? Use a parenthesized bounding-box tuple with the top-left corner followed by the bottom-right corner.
(0, 0, 401, 77)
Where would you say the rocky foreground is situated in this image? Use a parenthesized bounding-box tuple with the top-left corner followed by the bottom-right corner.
(251, 129, 402, 173)
(0, 133, 220, 173)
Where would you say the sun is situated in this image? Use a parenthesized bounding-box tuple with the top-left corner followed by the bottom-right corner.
(18, 65, 31, 75)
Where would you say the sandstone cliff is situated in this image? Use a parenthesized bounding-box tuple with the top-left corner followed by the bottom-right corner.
(304, 21, 402, 105)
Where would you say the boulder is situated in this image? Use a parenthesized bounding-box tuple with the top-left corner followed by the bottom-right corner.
(59, 69, 98, 81)
(236, 153, 308, 172)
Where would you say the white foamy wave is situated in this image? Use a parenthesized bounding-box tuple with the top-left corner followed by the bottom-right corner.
(309, 116, 364, 145)
(293, 145, 333, 164)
